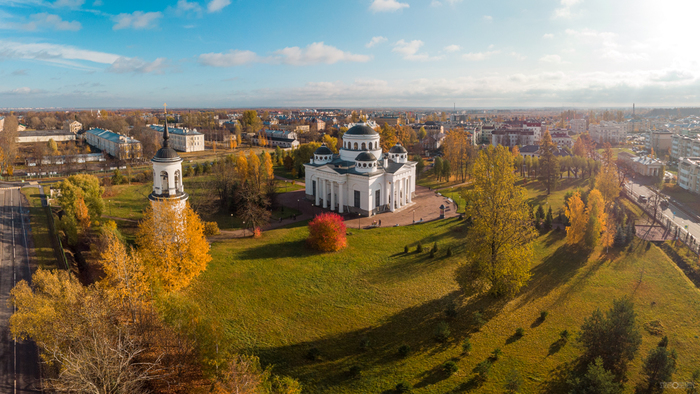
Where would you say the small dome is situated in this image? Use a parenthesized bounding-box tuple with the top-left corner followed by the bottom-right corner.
(154, 146, 179, 160)
(345, 123, 378, 136)
(389, 143, 407, 154)
(314, 144, 333, 155)
(355, 151, 377, 161)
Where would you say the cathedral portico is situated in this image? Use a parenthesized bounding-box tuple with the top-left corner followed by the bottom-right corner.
(304, 123, 417, 217)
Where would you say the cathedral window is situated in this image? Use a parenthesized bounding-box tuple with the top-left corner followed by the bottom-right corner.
(354, 142, 358, 149)
(361, 142, 366, 150)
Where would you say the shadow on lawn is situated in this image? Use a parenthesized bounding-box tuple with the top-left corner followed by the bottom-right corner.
(514, 243, 592, 310)
(255, 290, 508, 392)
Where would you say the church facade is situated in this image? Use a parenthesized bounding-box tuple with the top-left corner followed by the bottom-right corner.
(304, 123, 417, 217)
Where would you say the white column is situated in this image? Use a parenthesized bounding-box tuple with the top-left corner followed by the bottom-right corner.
(323, 179, 328, 209)
(330, 181, 336, 211)
(390, 182, 395, 212)
(408, 176, 412, 203)
(339, 183, 344, 213)
(315, 178, 320, 205)
(404, 178, 409, 204)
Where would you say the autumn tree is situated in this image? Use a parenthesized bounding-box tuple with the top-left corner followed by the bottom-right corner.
(136, 201, 211, 292)
(261, 151, 274, 181)
(443, 129, 475, 182)
(10, 269, 160, 393)
(240, 110, 263, 134)
(247, 150, 262, 191)
(307, 212, 347, 252)
(322, 134, 338, 153)
(462, 145, 537, 297)
(565, 191, 587, 245)
(379, 123, 398, 151)
(538, 129, 560, 195)
(584, 189, 605, 248)
(235, 152, 249, 183)
(57, 174, 105, 245)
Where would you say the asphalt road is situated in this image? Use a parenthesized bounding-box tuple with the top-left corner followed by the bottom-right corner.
(626, 180, 700, 241)
(0, 187, 41, 393)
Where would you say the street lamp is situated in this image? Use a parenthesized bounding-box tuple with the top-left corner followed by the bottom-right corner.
(242, 221, 246, 236)
(413, 209, 415, 224)
(358, 213, 361, 230)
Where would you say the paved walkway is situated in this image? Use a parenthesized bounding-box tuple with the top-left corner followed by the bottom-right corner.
(208, 185, 459, 240)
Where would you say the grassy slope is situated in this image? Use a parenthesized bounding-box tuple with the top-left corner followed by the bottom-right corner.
(187, 219, 700, 393)
(523, 177, 590, 214)
(21, 186, 58, 269)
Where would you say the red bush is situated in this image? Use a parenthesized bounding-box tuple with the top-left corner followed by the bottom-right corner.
(307, 212, 347, 252)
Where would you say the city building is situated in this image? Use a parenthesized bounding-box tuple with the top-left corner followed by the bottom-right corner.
(570, 118, 587, 134)
(84, 128, 142, 160)
(69, 121, 82, 133)
(310, 118, 326, 132)
(304, 123, 417, 217)
(589, 121, 627, 144)
(412, 122, 445, 150)
(491, 128, 538, 147)
(550, 131, 573, 149)
(645, 130, 673, 154)
(250, 129, 300, 149)
(374, 116, 402, 126)
(0, 116, 4, 132)
(619, 152, 664, 177)
(148, 120, 188, 209)
(678, 157, 700, 194)
(148, 124, 204, 152)
(17, 129, 76, 143)
(671, 134, 700, 160)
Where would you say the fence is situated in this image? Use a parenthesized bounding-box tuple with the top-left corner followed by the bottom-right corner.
(624, 186, 700, 255)
(44, 204, 69, 270)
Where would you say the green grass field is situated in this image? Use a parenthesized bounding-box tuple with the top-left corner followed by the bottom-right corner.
(186, 218, 700, 393)
(416, 173, 466, 190)
(523, 177, 591, 214)
(596, 147, 635, 160)
(21, 186, 59, 269)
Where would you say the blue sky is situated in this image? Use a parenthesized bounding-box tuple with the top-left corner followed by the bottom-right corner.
(1, 0, 699, 108)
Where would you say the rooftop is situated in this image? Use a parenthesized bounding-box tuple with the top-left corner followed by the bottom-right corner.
(86, 128, 140, 144)
(149, 124, 202, 136)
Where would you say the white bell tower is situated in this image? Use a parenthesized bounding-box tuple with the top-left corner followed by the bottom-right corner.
(148, 104, 188, 210)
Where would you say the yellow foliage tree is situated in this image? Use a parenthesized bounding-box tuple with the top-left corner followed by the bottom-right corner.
(595, 161, 621, 207)
(601, 211, 615, 250)
(99, 232, 150, 319)
(247, 150, 262, 189)
(261, 151, 274, 181)
(585, 189, 605, 248)
(322, 135, 338, 153)
(235, 152, 248, 182)
(443, 129, 474, 182)
(463, 145, 537, 297)
(136, 201, 211, 292)
(565, 191, 587, 245)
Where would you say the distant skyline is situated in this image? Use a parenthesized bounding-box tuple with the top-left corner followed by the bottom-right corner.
(1, 0, 699, 108)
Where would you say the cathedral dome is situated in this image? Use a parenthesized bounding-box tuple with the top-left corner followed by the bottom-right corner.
(314, 144, 333, 155)
(345, 123, 377, 136)
(355, 151, 377, 161)
(389, 143, 407, 154)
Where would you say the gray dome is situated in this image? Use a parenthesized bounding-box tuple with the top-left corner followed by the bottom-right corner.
(355, 151, 377, 161)
(346, 123, 378, 136)
(153, 146, 179, 160)
(389, 143, 407, 154)
(314, 144, 333, 155)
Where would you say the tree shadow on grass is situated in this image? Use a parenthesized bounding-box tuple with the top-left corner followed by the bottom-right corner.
(450, 376, 482, 393)
(547, 338, 567, 357)
(254, 290, 508, 392)
(513, 243, 591, 310)
(237, 239, 323, 260)
(538, 359, 586, 394)
(414, 364, 452, 389)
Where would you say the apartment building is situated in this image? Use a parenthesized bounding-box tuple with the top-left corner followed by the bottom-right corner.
(250, 129, 300, 148)
(550, 131, 573, 149)
(491, 128, 538, 147)
(589, 121, 627, 144)
(645, 130, 673, 153)
(570, 118, 587, 134)
(671, 134, 700, 160)
(148, 124, 204, 152)
(85, 128, 142, 160)
(678, 157, 700, 194)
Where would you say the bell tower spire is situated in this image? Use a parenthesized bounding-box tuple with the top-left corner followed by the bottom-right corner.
(163, 103, 170, 148)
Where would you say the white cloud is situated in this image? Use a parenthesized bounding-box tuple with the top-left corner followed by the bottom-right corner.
(207, 0, 230, 12)
(199, 50, 260, 66)
(483, 15, 492, 22)
(27, 13, 81, 31)
(553, 0, 582, 18)
(0, 40, 119, 66)
(107, 56, 170, 74)
(543, 33, 554, 39)
(566, 28, 647, 62)
(510, 52, 526, 61)
(369, 0, 409, 13)
(173, 0, 202, 15)
(539, 54, 567, 64)
(199, 43, 370, 67)
(462, 50, 499, 61)
(273, 42, 371, 65)
(366, 36, 387, 48)
(52, 0, 84, 7)
(112, 11, 162, 30)
(4, 87, 45, 95)
(92, 0, 102, 5)
(444, 44, 460, 52)
(430, 0, 441, 6)
(392, 39, 438, 61)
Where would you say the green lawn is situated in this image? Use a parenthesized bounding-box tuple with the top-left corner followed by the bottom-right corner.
(523, 177, 591, 214)
(21, 186, 59, 269)
(185, 219, 700, 393)
(596, 147, 635, 160)
(416, 174, 466, 190)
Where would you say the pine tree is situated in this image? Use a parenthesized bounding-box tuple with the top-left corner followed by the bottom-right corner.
(544, 207, 553, 231)
(614, 225, 626, 247)
(635, 346, 677, 394)
(569, 358, 623, 394)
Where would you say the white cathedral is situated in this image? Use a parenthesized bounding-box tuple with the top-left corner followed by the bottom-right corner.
(304, 123, 417, 217)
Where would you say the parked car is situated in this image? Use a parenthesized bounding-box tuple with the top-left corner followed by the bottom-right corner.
(638, 195, 648, 203)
